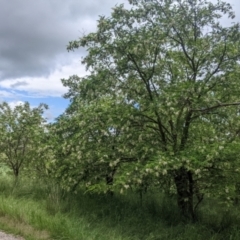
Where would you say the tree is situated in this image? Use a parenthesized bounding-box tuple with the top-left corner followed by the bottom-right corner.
(0, 102, 48, 178)
(60, 0, 240, 219)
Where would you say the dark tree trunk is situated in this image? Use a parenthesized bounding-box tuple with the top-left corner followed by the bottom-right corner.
(234, 182, 240, 205)
(174, 167, 196, 220)
(105, 168, 116, 196)
(13, 167, 19, 178)
(139, 183, 148, 205)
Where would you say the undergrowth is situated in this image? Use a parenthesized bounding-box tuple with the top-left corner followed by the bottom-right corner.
(0, 174, 240, 239)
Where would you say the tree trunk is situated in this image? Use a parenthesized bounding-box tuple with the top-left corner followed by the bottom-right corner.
(105, 167, 116, 196)
(174, 168, 195, 220)
(13, 167, 19, 178)
(234, 182, 240, 205)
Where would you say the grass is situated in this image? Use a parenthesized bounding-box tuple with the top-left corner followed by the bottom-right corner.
(0, 174, 240, 239)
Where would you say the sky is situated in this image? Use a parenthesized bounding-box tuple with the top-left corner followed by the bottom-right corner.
(0, 0, 239, 121)
(0, 0, 129, 121)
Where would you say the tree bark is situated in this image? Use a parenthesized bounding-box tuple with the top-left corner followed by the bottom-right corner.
(174, 167, 195, 220)
(13, 167, 19, 178)
(105, 167, 116, 196)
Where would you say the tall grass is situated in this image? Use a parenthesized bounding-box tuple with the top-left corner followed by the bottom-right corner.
(0, 173, 240, 239)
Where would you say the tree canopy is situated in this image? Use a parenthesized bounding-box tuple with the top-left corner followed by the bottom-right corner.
(57, 0, 240, 219)
(0, 102, 48, 177)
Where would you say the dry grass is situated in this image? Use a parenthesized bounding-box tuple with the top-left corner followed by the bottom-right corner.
(0, 216, 50, 240)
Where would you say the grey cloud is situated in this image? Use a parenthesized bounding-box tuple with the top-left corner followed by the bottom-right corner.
(0, 0, 238, 82)
(10, 81, 29, 88)
(0, 0, 128, 80)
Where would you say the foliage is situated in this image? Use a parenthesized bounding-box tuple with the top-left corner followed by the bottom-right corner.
(56, 0, 240, 219)
(0, 101, 48, 177)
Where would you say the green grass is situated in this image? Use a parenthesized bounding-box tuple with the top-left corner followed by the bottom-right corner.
(0, 174, 240, 239)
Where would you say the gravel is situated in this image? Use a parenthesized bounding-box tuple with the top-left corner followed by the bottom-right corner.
(0, 231, 24, 240)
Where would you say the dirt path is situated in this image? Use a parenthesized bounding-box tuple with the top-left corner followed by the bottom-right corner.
(0, 231, 24, 240)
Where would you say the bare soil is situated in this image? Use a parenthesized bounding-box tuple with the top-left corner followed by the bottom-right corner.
(0, 231, 24, 240)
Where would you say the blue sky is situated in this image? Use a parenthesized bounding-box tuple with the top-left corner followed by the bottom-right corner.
(0, 0, 239, 121)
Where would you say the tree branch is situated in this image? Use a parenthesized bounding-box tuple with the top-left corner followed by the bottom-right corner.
(191, 102, 240, 113)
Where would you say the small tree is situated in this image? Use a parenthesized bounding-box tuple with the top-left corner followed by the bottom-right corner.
(0, 101, 48, 178)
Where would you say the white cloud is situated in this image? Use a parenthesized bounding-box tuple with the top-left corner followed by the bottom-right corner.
(8, 100, 24, 109)
(0, 90, 15, 98)
(0, 58, 87, 98)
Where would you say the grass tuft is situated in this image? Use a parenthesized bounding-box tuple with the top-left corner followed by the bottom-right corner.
(0, 175, 240, 239)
